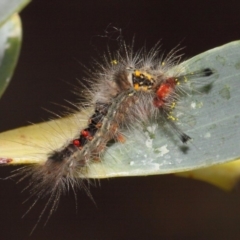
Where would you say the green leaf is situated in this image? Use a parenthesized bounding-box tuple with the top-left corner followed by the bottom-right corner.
(0, 0, 30, 26)
(93, 41, 240, 178)
(0, 0, 30, 98)
(1, 41, 240, 182)
(0, 14, 22, 98)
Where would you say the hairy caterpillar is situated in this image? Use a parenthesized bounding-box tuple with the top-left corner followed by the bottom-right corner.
(6, 41, 215, 233)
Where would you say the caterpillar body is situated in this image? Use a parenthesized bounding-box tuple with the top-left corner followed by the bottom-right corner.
(9, 41, 214, 232)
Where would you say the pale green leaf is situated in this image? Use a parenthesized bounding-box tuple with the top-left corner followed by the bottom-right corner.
(0, 41, 240, 184)
(0, 0, 30, 26)
(0, 14, 22, 98)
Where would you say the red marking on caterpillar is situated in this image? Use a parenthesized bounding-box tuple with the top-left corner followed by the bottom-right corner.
(152, 67, 214, 142)
(73, 139, 80, 147)
(7, 41, 214, 233)
(0, 158, 13, 164)
(153, 77, 177, 108)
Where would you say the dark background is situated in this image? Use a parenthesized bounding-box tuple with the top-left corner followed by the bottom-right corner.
(1, 0, 240, 239)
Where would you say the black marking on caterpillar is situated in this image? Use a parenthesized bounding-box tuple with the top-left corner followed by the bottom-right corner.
(17, 72, 138, 233)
